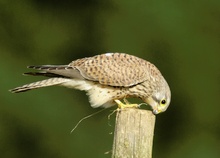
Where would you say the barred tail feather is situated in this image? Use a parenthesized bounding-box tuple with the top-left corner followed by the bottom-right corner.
(9, 77, 71, 93)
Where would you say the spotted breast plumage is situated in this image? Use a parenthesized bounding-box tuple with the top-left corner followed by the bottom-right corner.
(10, 53, 171, 114)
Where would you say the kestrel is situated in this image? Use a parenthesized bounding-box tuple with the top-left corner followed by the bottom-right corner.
(10, 53, 171, 114)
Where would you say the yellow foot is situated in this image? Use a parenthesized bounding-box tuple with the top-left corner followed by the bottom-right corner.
(114, 99, 139, 109)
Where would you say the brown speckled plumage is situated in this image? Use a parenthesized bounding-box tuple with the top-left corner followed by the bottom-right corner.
(10, 53, 171, 114)
(69, 53, 159, 87)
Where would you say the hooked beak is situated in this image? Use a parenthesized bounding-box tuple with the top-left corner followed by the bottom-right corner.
(153, 109, 162, 115)
(145, 97, 161, 115)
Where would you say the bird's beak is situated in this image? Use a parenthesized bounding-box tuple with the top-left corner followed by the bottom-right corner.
(145, 97, 161, 114)
(153, 109, 162, 114)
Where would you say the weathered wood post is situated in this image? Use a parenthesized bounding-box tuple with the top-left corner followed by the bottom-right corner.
(112, 108, 156, 158)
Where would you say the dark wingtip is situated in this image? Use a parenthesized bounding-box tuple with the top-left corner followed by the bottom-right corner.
(23, 72, 38, 76)
(23, 72, 31, 76)
(27, 65, 34, 69)
(27, 65, 41, 69)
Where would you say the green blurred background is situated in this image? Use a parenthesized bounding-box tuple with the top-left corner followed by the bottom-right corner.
(1, 0, 220, 157)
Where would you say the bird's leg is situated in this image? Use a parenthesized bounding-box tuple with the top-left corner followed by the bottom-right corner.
(114, 99, 139, 109)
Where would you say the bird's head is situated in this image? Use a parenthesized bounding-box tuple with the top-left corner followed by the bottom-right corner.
(145, 81, 171, 114)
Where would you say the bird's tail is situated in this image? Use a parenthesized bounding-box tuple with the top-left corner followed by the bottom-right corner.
(9, 77, 71, 93)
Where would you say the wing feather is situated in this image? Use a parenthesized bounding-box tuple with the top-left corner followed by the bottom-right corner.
(69, 53, 152, 87)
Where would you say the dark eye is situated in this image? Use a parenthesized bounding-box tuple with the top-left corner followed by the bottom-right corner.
(161, 99, 166, 105)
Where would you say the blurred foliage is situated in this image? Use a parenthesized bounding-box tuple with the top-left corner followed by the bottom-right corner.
(1, 0, 220, 157)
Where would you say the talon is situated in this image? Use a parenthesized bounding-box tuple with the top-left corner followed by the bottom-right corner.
(114, 99, 139, 109)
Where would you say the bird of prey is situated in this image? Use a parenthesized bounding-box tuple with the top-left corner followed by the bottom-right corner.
(10, 53, 171, 114)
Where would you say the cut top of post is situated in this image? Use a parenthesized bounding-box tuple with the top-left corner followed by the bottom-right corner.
(112, 108, 156, 158)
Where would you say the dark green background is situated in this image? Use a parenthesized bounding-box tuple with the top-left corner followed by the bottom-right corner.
(1, 0, 220, 157)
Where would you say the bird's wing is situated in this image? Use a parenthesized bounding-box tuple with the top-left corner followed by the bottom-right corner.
(26, 53, 158, 87)
(69, 53, 152, 87)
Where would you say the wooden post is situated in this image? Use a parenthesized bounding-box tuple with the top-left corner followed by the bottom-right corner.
(112, 108, 156, 158)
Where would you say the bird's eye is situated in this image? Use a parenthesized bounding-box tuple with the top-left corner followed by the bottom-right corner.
(161, 99, 166, 105)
